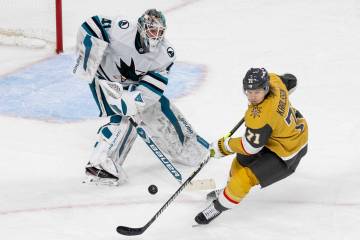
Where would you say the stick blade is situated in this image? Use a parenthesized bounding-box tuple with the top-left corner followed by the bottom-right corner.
(116, 226, 145, 236)
(185, 178, 216, 191)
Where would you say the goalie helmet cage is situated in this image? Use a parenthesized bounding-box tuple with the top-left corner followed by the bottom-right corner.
(0, 0, 63, 54)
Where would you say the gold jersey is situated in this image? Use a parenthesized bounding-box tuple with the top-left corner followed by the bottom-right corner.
(228, 73, 308, 161)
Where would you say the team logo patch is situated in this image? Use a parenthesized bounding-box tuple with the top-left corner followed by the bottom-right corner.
(118, 20, 129, 29)
(167, 47, 175, 58)
(250, 105, 262, 118)
(135, 93, 144, 103)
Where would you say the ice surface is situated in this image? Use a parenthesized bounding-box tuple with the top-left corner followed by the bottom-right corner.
(0, 0, 359, 239)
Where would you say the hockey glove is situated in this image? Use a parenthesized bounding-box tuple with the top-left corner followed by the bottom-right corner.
(210, 137, 233, 158)
(279, 73, 297, 94)
(99, 80, 145, 117)
(117, 90, 145, 116)
(73, 33, 108, 81)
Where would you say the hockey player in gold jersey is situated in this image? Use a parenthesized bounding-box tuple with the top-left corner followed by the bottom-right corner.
(195, 68, 308, 224)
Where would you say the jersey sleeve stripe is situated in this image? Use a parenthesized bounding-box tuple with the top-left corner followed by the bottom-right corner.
(240, 138, 252, 155)
(82, 16, 107, 42)
(147, 71, 168, 84)
(139, 81, 164, 96)
(91, 16, 110, 43)
(81, 22, 99, 38)
(140, 75, 167, 91)
(241, 137, 263, 155)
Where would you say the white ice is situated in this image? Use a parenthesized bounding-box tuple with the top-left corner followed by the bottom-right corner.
(0, 0, 359, 239)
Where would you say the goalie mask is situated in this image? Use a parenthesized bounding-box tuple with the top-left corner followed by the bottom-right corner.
(137, 9, 166, 52)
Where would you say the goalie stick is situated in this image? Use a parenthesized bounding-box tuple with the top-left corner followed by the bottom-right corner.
(130, 118, 216, 190)
(99, 81, 210, 187)
(129, 118, 183, 183)
(116, 117, 245, 236)
(98, 80, 184, 183)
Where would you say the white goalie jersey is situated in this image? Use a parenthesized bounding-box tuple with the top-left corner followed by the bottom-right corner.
(73, 15, 209, 167)
(73, 15, 176, 115)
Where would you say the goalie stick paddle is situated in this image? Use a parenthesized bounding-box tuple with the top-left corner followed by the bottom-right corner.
(116, 117, 244, 236)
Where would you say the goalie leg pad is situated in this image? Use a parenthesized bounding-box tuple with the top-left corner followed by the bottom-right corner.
(139, 97, 209, 167)
(88, 115, 137, 180)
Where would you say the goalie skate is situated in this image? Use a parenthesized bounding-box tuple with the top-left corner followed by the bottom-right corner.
(83, 166, 126, 186)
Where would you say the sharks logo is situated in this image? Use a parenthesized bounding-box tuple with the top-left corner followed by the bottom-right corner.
(167, 47, 175, 58)
(115, 58, 143, 82)
(118, 20, 129, 29)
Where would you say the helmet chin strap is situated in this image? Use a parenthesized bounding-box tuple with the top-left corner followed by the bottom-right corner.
(138, 34, 149, 53)
(264, 86, 270, 95)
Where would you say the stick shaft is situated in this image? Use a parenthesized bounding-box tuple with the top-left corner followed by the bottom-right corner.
(116, 117, 245, 236)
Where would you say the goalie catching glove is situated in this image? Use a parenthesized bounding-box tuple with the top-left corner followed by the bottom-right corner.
(99, 80, 145, 117)
(210, 137, 233, 158)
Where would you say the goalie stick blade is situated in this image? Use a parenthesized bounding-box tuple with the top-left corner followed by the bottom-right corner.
(116, 226, 145, 236)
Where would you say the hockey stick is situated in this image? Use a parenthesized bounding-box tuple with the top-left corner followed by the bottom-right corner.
(129, 118, 183, 183)
(116, 117, 245, 236)
(131, 118, 216, 190)
(98, 80, 183, 183)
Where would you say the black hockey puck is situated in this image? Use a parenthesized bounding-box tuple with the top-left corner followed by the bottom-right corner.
(148, 184, 158, 195)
